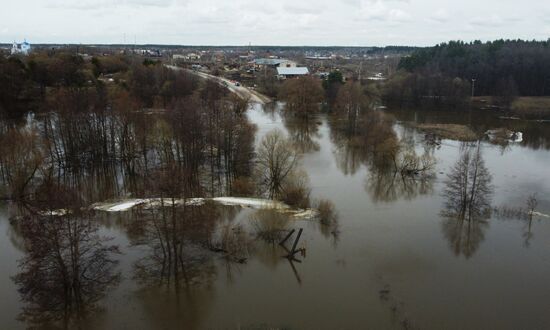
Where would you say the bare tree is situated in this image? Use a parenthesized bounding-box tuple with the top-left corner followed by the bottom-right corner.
(334, 81, 369, 135)
(255, 129, 299, 199)
(279, 76, 324, 120)
(441, 144, 493, 258)
(0, 127, 44, 199)
(526, 194, 538, 220)
(443, 144, 493, 220)
(524, 193, 538, 247)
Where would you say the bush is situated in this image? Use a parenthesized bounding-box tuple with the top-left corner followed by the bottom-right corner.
(280, 170, 311, 209)
(315, 199, 338, 226)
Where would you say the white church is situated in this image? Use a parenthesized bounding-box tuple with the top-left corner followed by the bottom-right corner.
(11, 39, 31, 55)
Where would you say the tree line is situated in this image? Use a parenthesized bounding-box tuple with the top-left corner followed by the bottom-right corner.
(383, 39, 550, 107)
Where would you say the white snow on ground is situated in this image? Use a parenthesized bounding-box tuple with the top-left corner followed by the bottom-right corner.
(531, 211, 550, 218)
(91, 197, 289, 212)
(211, 197, 289, 209)
(141, 198, 206, 209)
(510, 132, 523, 143)
(39, 209, 70, 216)
(485, 129, 523, 143)
(92, 199, 147, 212)
(289, 209, 319, 219)
(68, 197, 320, 220)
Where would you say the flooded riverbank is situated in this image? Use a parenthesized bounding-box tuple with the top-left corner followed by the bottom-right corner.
(1, 103, 550, 329)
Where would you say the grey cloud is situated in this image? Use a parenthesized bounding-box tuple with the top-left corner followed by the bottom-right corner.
(46, 0, 180, 10)
(2, 0, 548, 46)
(469, 14, 522, 27)
(429, 9, 449, 23)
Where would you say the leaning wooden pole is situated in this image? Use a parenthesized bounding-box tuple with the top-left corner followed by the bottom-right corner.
(290, 228, 303, 256)
(280, 229, 296, 246)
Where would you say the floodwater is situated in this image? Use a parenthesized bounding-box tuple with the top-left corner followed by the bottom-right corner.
(1, 104, 550, 329)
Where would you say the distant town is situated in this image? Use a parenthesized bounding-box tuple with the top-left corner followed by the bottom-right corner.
(2, 41, 413, 87)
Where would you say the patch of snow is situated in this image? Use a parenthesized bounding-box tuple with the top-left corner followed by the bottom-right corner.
(530, 211, 550, 218)
(212, 197, 289, 209)
(290, 209, 319, 219)
(510, 132, 523, 143)
(89, 196, 328, 222)
(485, 129, 523, 143)
(92, 199, 147, 212)
(39, 209, 70, 216)
(186, 198, 207, 206)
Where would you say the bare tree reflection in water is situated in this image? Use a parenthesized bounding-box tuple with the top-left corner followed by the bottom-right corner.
(132, 205, 219, 289)
(366, 152, 435, 203)
(493, 194, 540, 248)
(523, 194, 538, 247)
(441, 144, 493, 258)
(330, 110, 398, 176)
(12, 184, 120, 328)
(251, 209, 290, 243)
(314, 199, 341, 245)
(131, 166, 219, 289)
(330, 107, 436, 204)
(282, 111, 321, 154)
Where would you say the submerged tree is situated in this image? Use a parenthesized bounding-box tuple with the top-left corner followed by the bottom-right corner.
(443, 144, 493, 220)
(441, 144, 493, 257)
(255, 130, 300, 199)
(333, 81, 369, 135)
(279, 76, 324, 120)
(523, 193, 539, 247)
(0, 127, 44, 199)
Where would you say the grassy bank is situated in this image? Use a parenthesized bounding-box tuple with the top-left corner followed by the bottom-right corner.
(511, 97, 550, 119)
(472, 96, 550, 120)
(414, 123, 479, 141)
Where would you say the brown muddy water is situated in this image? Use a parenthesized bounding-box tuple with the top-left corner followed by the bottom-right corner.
(1, 104, 550, 329)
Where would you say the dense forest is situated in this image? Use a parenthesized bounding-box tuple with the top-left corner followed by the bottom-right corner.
(383, 39, 550, 108)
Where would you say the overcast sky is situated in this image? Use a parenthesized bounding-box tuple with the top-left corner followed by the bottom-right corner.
(2, 0, 550, 46)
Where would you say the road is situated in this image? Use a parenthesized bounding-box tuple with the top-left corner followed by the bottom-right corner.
(166, 65, 271, 105)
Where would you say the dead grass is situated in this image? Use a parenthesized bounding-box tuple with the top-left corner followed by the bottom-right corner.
(414, 123, 478, 141)
(511, 97, 550, 119)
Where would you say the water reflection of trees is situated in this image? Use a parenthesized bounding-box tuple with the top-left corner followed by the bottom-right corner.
(366, 163, 434, 203)
(13, 185, 120, 327)
(132, 205, 219, 288)
(441, 144, 493, 258)
(330, 109, 436, 202)
(282, 111, 321, 153)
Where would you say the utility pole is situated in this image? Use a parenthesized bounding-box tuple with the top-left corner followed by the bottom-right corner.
(469, 78, 476, 126)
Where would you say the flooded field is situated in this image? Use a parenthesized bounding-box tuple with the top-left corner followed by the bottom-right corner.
(1, 103, 550, 329)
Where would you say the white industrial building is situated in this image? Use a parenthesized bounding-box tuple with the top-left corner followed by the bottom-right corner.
(276, 67, 310, 79)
